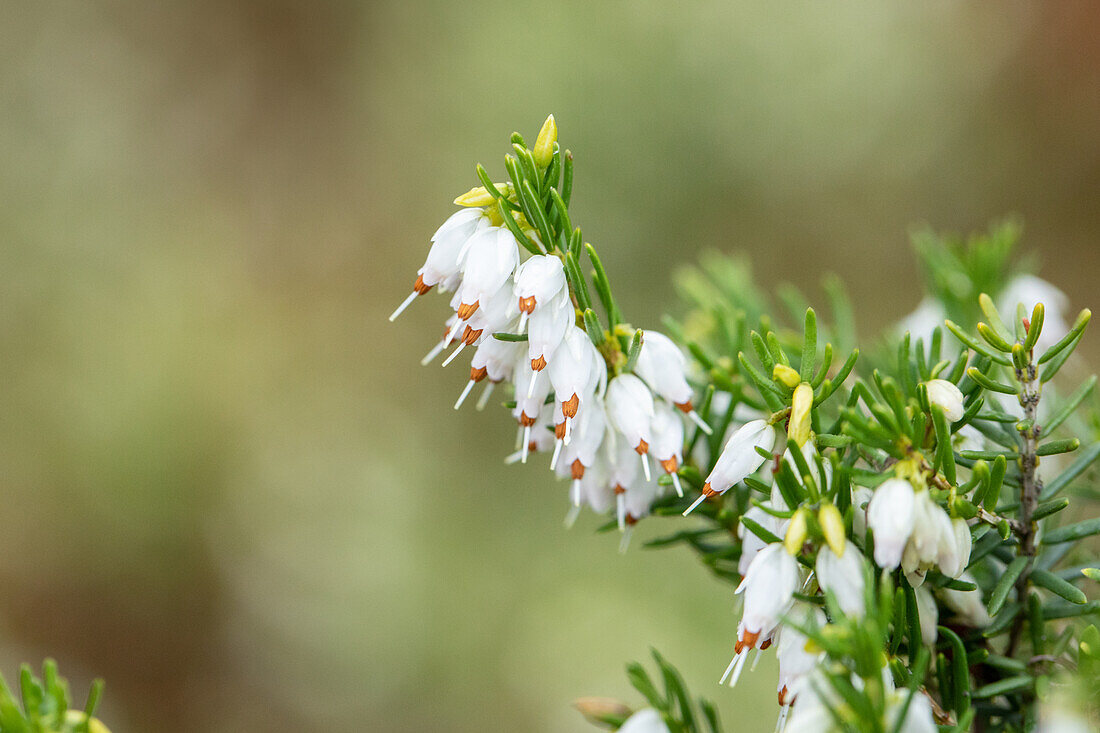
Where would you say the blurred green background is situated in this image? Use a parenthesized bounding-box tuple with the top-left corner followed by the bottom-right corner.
(1, 2, 1099, 730)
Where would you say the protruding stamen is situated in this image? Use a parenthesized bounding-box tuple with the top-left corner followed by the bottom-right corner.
(550, 438, 563, 471)
(420, 339, 447, 366)
(727, 651, 749, 688)
(719, 653, 740, 685)
(670, 471, 684, 497)
(504, 449, 524, 464)
(750, 646, 764, 672)
(639, 451, 651, 482)
(445, 317, 464, 344)
(563, 416, 573, 446)
(476, 381, 495, 410)
(454, 380, 476, 410)
(517, 310, 529, 334)
(618, 526, 633, 554)
(683, 493, 708, 516)
(389, 291, 419, 322)
(687, 409, 714, 435)
(520, 426, 531, 463)
(564, 504, 582, 528)
(571, 478, 582, 506)
(441, 340, 467, 367)
(775, 703, 790, 733)
(616, 492, 626, 532)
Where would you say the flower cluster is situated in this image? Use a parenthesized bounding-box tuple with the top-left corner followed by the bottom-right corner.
(397, 124, 1100, 733)
(391, 118, 712, 540)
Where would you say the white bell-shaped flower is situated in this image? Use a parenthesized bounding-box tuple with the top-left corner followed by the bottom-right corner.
(887, 690, 938, 733)
(504, 403, 557, 463)
(867, 478, 916, 569)
(624, 472, 662, 524)
(851, 486, 874, 538)
(442, 281, 518, 367)
(937, 571, 992, 628)
(816, 546, 867, 618)
(512, 358, 552, 463)
(738, 502, 785, 576)
(618, 708, 671, 733)
(684, 419, 775, 515)
(527, 290, 573, 373)
(736, 543, 800, 651)
(549, 325, 604, 422)
(902, 492, 957, 586)
(561, 402, 607, 479)
(606, 374, 657, 480)
(513, 254, 566, 331)
(897, 296, 947, 346)
(776, 604, 826, 706)
(390, 208, 487, 321)
(925, 378, 965, 423)
(454, 337, 522, 410)
(455, 226, 519, 320)
(1000, 274, 1070, 349)
(914, 583, 939, 646)
(634, 330, 712, 434)
(649, 402, 685, 497)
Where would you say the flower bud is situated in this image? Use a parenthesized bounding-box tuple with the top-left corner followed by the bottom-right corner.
(533, 114, 558, 168)
(789, 382, 813, 448)
(818, 503, 846, 557)
(572, 698, 633, 727)
(772, 364, 801, 388)
(454, 185, 506, 207)
(63, 712, 112, 733)
(925, 378, 965, 422)
(784, 508, 808, 556)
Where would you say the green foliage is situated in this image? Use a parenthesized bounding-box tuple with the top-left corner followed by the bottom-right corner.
(0, 661, 107, 733)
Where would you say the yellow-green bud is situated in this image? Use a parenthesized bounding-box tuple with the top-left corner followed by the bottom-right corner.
(818, 503, 846, 557)
(789, 382, 814, 448)
(772, 363, 801, 388)
(64, 711, 111, 733)
(454, 185, 506, 207)
(533, 114, 557, 168)
(785, 507, 809, 555)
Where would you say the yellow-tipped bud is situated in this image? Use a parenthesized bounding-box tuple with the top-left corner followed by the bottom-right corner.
(819, 503, 846, 557)
(789, 382, 814, 448)
(573, 697, 632, 725)
(785, 508, 808, 555)
(454, 185, 507, 207)
(64, 712, 111, 733)
(533, 114, 557, 168)
(772, 363, 801, 388)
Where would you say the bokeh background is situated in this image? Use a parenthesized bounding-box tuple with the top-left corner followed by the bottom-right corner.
(2, 2, 1099, 730)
